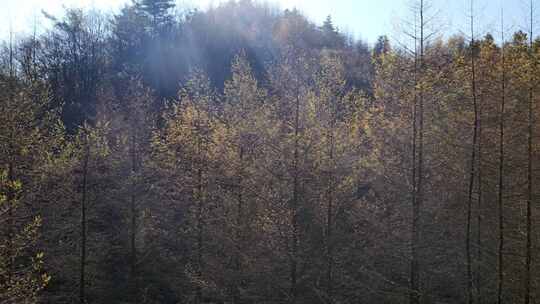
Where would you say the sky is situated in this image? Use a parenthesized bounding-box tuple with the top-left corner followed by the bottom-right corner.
(0, 0, 536, 44)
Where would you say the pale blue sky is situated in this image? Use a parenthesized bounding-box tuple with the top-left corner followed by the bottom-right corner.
(0, 0, 537, 44)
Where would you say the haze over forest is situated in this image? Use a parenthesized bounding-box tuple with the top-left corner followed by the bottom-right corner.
(1, 0, 540, 303)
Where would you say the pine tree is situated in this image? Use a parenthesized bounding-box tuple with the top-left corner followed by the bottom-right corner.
(136, 0, 175, 32)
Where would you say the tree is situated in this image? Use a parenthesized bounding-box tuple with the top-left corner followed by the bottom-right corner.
(78, 130, 89, 304)
(72, 122, 112, 304)
(524, 2, 536, 302)
(465, 2, 479, 303)
(372, 42, 417, 303)
(220, 53, 268, 303)
(154, 71, 217, 303)
(0, 35, 57, 303)
(107, 80, 155, 303)
(373, 35, 391, 58)
(136, 0, 175, 32)
(403, 1, 436, 302)
(321, 15, 345, 49)
(474, 32, 499, 303)
(498, 13, 507, 304)
(308, 50, 369, 303)
(268, 51, 312, 304)
(40, 8, 108, 131)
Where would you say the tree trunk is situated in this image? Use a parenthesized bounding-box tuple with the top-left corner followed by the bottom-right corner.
(196, 163, 203, 304)
(476, 93, 483, 304)
(130, 130, 138, 304)
(6, 30, 15, 288)
(326, 121, 335, 304)
(194, 109, 205, 304)
(497, 18, 506, 304)
(466, 6, 478, 302)
(234, 147, 244, 304)
(411, 2, 424, 303)
(6, 161, 14, 287)
(525, 3, 534, 302)
(80, 143, 89, 304)
(290, 93, 300, 304)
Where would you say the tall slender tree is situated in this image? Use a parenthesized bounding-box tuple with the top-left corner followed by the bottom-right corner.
(524, 2, 535, 303)
(221, 53, 268, 303)
(497, 9, 507, 304)
(79, 133, 89, 304)
(409, 1, 430, 302)
(465, 2, 479, 303)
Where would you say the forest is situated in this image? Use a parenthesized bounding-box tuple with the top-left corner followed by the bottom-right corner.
(1, 0, 540, 303)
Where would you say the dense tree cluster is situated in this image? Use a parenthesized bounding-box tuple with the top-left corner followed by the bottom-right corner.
(1, 0, 540, 303)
